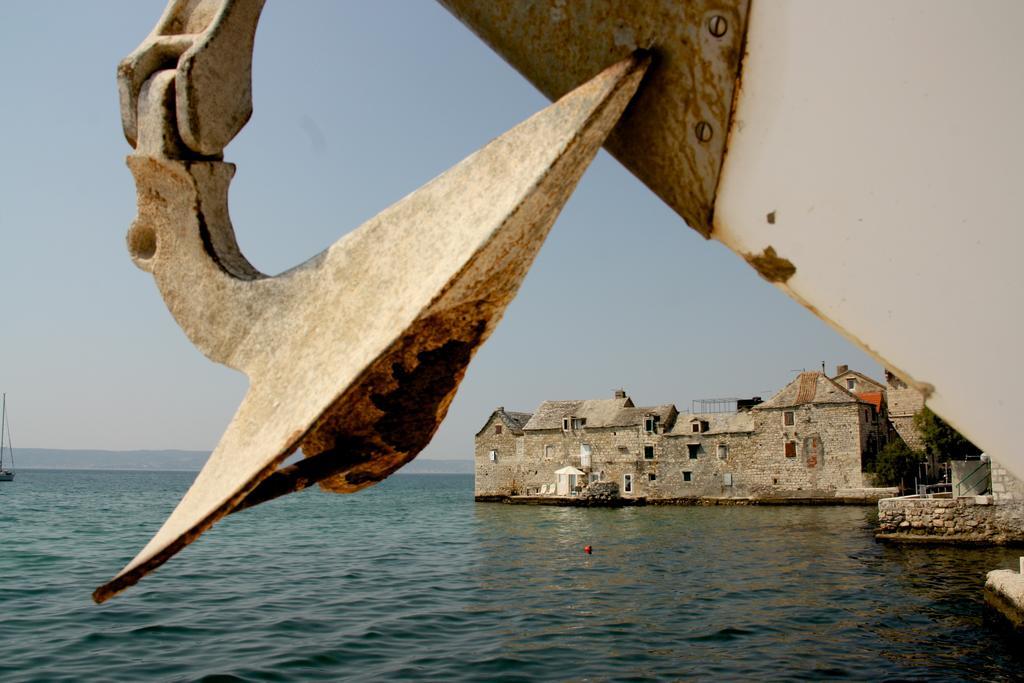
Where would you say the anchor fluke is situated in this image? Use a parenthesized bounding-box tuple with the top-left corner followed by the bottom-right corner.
(95, 48, 649, 602)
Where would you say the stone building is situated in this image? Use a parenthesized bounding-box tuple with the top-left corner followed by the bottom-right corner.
(475, 369, 896, 502)
(883, 369, 926, 451)
(473, 407, 532, 496)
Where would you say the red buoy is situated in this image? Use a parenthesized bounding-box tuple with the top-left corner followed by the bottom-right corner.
(584, 545, 592, 554)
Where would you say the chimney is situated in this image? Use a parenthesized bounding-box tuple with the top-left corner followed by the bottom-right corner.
(836, 364, 848, 376)
(614, 389, 627, 399)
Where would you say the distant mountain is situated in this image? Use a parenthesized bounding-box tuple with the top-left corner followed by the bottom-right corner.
(401, 458, 473, 474)
(16, 448, 473, 474)
(17, 449, 210, 471)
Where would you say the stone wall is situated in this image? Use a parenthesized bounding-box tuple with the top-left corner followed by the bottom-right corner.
(661, 429, 758, 498)
(877, 496, 1024, 543)
(748, 404, 865, 495)
(885, 370, 925, 450)
(473, 414, 527, 495)
(992, 459, 1024, 503)
(521, 424, 661, 498)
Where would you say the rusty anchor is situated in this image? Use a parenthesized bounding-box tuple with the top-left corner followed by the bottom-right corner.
(95, 0, 649, 602)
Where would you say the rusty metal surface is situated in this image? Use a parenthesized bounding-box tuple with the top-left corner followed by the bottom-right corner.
(96, 18, 649, 601)
(439, 0, 749, 236)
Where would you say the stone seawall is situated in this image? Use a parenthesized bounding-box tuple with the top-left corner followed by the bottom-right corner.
(877, 496, 1024, 544)
(476, 494, 889, 507)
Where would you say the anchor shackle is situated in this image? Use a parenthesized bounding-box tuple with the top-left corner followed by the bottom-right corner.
(118, 0, 265, 159)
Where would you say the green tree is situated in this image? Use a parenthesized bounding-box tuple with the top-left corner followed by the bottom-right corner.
(873, 439, 921, 491)
(913, 407, 981, 462)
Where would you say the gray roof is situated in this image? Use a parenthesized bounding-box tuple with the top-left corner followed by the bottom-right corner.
(757, 372, 861, 409)
(475, 408, 533, 436)
(667, 411, 754, 436)
(503, 411, 533, 431)
(522, 397, 676, 430)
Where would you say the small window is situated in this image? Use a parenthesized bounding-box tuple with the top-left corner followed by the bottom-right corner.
(488, 449, 497, 462)
(494, 424, 502, 435)
(871, 409, 877, 423)
(562, 417, 570, 431)
(580, 444, 592, 468)
(784, 440, 797, 457)
(644, 416, 658, 433)
(847, 378, 856, 390)
(691, 421, 700, 433)
(544, 444, 555, 458)
(723, 473, 733, 486)
(683, 471, 692, 482)
(623, 474, 633, 493)
(589, 472, 601, 483)
(783, 411, 795, 426)
(701, 420, 710, 433)
(717, 444, 728, 460)
(572, 417, 586, 430)
(643, 445, 655, 460)
(687, 444, 700, 460)
(648, 473, 657, 482)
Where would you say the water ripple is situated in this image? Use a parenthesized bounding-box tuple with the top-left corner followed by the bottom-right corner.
(0, 471, 1022, 680)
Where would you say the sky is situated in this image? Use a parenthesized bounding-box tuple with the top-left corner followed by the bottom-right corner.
(0, 2, 880, 458)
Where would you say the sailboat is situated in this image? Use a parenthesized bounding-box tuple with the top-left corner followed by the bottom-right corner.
(1, 394, 15, 482)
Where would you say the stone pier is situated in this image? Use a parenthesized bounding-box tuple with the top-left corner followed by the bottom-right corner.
(876, 495, 1024, 544)
(985, 559, 1024, 630)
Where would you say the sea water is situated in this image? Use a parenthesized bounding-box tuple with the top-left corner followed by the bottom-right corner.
(0, 470, 1021, 681)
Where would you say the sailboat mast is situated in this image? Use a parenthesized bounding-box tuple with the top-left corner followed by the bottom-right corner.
(1, 393, 5, 468)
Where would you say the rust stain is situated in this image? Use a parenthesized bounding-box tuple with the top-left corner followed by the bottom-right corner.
(705, 0, 752, 237)
(745, 246, 796, 283)
(439, 0, 750, 237)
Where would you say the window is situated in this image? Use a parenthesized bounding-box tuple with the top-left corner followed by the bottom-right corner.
(783, 411, 795, 426)
(589, 472, 601, 483)
(644, 415, 658, 433)
(494, 424, 502, 435)
(643, 445, 655, 460)
(648, 473, 657, 482)
(717, 444, 728, 460)
(871, 409, 877, 423)
(488, 449, 497, 462)
(623, 474, 633, 493)
(847, 378, 856, 390)
(701, 420, 709, 433)
(544, 444, 555, 458)
(572, 417, 586, 430)
(562, 417, 570, 431)
(723, 473, 733, 486)
(683, 471, 692, 482)
(784, 440, 797, 457)
(691, 421, 700, 433)
(865, 408, 870, 422)
(687, 444, 700, 459)
(580, 443, 592, 468)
